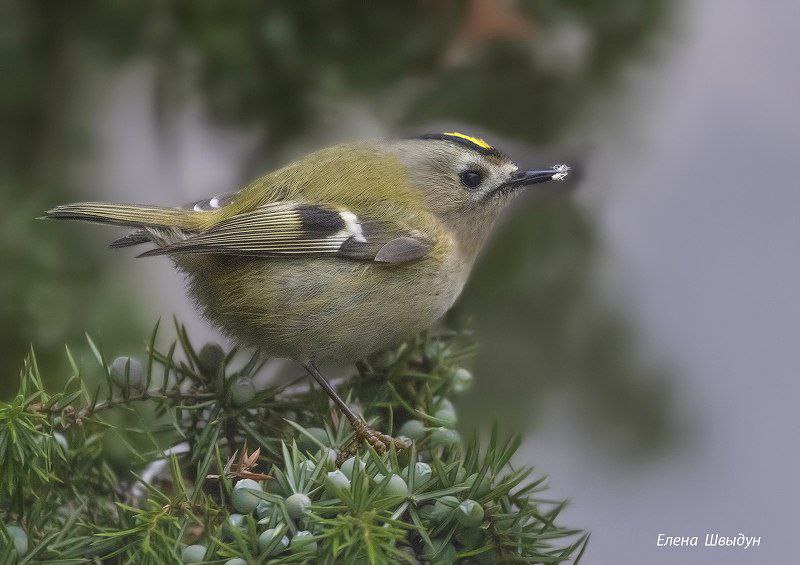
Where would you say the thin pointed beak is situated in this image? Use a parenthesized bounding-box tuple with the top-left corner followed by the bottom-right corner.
(502, 164, 571, 190)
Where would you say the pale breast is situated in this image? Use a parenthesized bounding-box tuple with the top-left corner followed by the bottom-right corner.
(181, 251, 470, 362)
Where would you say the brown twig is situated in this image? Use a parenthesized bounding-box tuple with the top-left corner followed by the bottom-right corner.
(29, 389, 217, 427)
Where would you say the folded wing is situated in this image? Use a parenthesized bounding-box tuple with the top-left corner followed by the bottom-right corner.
(138, 202, 431, 264)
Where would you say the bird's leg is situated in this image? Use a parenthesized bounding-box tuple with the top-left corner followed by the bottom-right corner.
(354, 360, 370, 377)
(302, 360, 410, 464)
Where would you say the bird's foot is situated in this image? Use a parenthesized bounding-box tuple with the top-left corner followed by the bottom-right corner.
(337, 418, 411, 466)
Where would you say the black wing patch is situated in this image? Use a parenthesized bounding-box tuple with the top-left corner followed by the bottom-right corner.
(296, 205, 346, 236)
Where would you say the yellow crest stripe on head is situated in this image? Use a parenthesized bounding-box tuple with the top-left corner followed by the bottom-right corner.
(442, 132, 493, 151)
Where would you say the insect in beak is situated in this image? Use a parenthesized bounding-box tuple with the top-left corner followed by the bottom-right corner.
(501, 164, 571, 191)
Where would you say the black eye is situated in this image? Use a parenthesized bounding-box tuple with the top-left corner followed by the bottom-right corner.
(459, 169, 483, 188)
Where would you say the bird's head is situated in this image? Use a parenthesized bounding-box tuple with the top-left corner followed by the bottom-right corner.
(388, 132, 570, 255)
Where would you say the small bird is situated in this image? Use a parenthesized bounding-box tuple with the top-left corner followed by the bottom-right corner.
(44, 132, 569, 453)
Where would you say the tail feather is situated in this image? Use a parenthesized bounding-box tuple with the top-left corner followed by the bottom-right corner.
(43, 202, 203, 230)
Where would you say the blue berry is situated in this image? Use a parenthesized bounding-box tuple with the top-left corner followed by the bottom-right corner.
(230, 378, 256, 406)
(232, 479, 263, 513)
(398, 420, 426, 440)
(290, 530, 318, 554)
(456, 499, 484, 528)
(109, 356, 143, 388)
(285, 492, 311, 519)
(181, 544, 207, 563)
(340, 456, 365, 480)
(5, 525, 27, 557)
(258, 528, 289, 556)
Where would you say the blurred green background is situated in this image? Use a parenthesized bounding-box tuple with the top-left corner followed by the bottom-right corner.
(3, 2, 798, 563)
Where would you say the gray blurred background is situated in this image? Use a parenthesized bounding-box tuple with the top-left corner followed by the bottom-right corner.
(2, 1, 798, 562)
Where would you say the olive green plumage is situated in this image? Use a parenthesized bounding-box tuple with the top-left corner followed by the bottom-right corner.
(44, 134, 567, 361)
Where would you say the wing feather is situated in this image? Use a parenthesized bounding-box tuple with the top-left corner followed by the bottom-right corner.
(138, 202, 431, 264)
